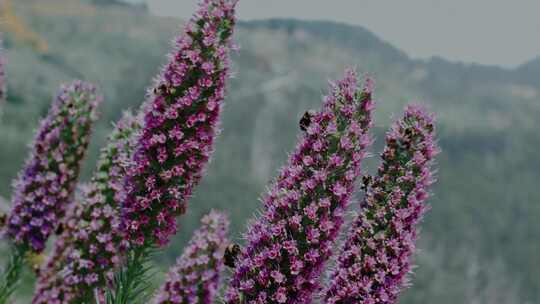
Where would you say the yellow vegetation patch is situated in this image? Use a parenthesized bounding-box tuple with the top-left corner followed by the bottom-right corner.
(0, 0, 49, 53)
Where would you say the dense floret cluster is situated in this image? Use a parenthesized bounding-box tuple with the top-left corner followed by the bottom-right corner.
(225, 70, 375, 303)
(324, 105, 438, 304)
(6, 81, 101, 253)
(154, 211, 229, 304)
(121, 0, 238, 248)
(33, 112, 141, 303)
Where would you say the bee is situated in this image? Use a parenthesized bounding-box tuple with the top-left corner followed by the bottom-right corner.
(55, 223, 64, 235)
(361, 175, 373, 191)
(32, 264, 41, 276)
(223, 243, 241, 268)
(27, 253, 46, 276)
(153, 84, 175, 96)
(0, 213, 7, 229)
(426, 123, 434, 133)
(299, 110, 315, 132)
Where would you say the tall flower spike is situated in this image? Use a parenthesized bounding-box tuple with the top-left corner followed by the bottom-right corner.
(121, 0, 238, 248)
(323, 104, 439, 304)
(153, 210, 229, 304)
(31, 197, 84, 304)
(6, 80, 101, 254)
(32, 112, 142, 304)
(225, 69, 375, 303)
(0, 37, 6, 104)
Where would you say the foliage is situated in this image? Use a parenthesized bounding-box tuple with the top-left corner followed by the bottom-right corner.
(0, 245, 26, 303)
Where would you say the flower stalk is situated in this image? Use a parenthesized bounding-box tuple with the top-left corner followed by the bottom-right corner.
(225, 69, 375, 303)
(153, 211, 229, 304)
(109, 0, 238, 302)
(121, 0, 238, 248)
(6, 80, 101, 254)
(0, 81, 100, 303)
(32, 112, 141, 304)
(323, 104, 439, 304)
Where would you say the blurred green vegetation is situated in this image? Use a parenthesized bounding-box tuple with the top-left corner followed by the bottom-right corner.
(1, 1, 539, 303)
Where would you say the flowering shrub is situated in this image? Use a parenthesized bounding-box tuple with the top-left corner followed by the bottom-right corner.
(154, 211, 229, 304)
(32, 111, 141, 303)
(6, 80, 101, 254)
(225, 70, 375, 303)
(323, 104, 439, 304)
(121, 0, 239, 248)
(0, 1, 441, 303)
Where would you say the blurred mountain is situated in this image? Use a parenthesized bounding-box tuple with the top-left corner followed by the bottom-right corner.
(0, 1, 539, 303)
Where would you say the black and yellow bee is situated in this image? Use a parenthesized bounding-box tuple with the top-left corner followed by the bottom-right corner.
(32, 264, 41, 276)
(55, 223, 64, 235)
(153, 84, 176, 96)
(0, 212, 7, 229)
(361, 175, 373, 191)
(299, 110, 315, 132)
(223, 243, 241, 268)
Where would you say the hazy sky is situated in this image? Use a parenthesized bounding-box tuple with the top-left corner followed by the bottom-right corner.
(142, 0, 540, 68)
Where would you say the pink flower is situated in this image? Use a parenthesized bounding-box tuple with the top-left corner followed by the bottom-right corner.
(225, 69, 375, 303)
(7, 81, 101, 253)
(154, 211, 229, 304)
(323, 104, 439, 304)
(33, 112, 141, 303)
(121, 0, 238, 248)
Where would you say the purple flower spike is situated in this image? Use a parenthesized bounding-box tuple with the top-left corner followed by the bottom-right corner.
(6, 81, 101, 254)
(323, 104, 439, 304)
(225, 70, 375, 304)
(121, 0, 238, 248)
(154, 210, 229, 304)
(0, 37, 6, 104)
(32, 199, 83, 304)
(32, 112, 142, 303)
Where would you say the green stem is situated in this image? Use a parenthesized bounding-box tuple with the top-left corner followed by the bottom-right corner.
(0, 246, 26, 304)
(106, 246, 155, 304)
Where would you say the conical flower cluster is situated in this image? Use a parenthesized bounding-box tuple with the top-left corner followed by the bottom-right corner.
(323, 105, 438, 304)
(154, 211, 229, 304)
(7, 81, 101, 253)
(225, 70, 375, 303)
(32, 111, 142, 303)
(121, 0, 238, 248)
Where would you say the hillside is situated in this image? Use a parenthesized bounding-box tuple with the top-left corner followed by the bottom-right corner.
(1, 0, 539, 302)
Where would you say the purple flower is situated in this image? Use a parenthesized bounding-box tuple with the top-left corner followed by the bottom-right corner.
(0, 37, 6, 104)
(225, 70, 375, 303)
(153, 210, 229, 304)
(121, 0, 238, 248)
(6, 81, 101, 253)
(31, 200, 85, 304)
(32, 112, 142, 303)
(323, 104, 439, 304)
